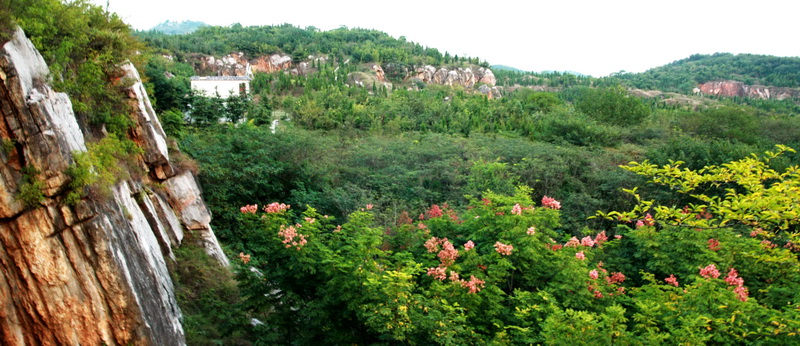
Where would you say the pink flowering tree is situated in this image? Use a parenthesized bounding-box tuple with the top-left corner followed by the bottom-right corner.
(230, 164, 800, 345)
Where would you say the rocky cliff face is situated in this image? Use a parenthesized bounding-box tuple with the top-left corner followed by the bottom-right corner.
(697, 80, 800, 100)
(193, 52, 314, 76)
(0, 28, 228, 345)
(379, 63, 500, 97)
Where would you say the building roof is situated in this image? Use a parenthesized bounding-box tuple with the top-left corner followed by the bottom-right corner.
(190, 76, 251, 81)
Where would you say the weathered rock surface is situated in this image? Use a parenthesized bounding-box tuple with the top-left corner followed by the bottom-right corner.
(697, 80, 800, 100)
(405, 65, 496, 88)
(346, 72, 393, 93)
(193, 52, 294, 76)
(0, 27, 228, 345)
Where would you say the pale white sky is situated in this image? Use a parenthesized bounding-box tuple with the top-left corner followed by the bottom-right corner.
(94, 0, 798, 77)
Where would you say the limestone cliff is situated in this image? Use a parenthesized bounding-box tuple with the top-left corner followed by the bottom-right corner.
(0, 28, 228, 345)
(192, 52, 315, 76)
(697, 80, 800, 100)
(380, 63, 501, 97)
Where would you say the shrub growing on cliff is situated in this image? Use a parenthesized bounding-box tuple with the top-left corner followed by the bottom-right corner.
(17, 165, 45, 209)
(65, 135, 142, 205)
(8, 0, 144, 137)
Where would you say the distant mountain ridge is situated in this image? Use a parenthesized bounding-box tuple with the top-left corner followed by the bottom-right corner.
(491, 65, 525, 72)
(148, 20, 207, 35)
(616, 53, 800, 93)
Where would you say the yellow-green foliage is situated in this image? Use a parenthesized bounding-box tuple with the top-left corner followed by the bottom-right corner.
(597, 145, 800, 241)
(65, 135, 142, 205)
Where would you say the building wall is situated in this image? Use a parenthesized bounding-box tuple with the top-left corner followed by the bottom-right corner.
(191, 80, 249, 97)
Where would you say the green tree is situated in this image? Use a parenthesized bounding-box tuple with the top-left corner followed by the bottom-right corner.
(575, 86, 651, 126)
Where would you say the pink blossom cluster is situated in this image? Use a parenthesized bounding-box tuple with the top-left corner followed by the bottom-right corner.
(761, 240, 778, 249)
(427, 266, 447, 281)
(565, 236, 602, 248)
(448, 270, 460, 282)
(586, 263, 627, 299)
(511, 203, 523, 215)
(426, 267, 485, 294)
(494, 241, 513, 255)
(461, 275, 486, 294)
(664, 274, 679, 287)
(594, 231, 608, 245)
(707, 238, 720, 251)
(464, 240, 475, 251)
(636, 213, 655, 228)
(575, 251, 586, 260)
(699, 264, 721, 279)
(725, 268, 749, 302)
(424, 237, 441, 253)
(565, 237, 580, 247)
(606, 272, 626, 284)
(304, 217, 316, 224)
(527, 226, 536, 235)
(426, 204, 444, 218)
(278, 225, 307, 249)
(437, 239, 459, 266)
(238, 252, 251, 264)
(397, 211, 413, 225)
(240, 204, 258, 214)
(424, 237, 460, 266)
(264, 202, 290, 213)
(541, 196, 561, 210)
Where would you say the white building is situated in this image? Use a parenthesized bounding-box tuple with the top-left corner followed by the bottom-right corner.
(190, 76, 251, 97)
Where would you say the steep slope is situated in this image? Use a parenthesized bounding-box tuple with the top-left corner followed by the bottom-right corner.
(0, 28, 226, 345)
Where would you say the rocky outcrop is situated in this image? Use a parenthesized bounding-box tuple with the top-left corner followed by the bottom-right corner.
(346, 72, 393, 93)
(477, 84, 503, 99)
(193, 52, 294, 76)
(251, 54, 293, 74)
(697, 80, 800, 100)
(1, 28, 228, 345)
(405, 65, 496, 88)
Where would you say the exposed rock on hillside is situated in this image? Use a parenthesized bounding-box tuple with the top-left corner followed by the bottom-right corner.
(1, 28, 227, 345)
(697, 80, 800, 100)
(405, 65, 496, 88)
(192, 52, 295, 76)
(347, 71, 393, 92)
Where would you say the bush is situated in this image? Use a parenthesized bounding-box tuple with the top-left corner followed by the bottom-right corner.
(172, 237, 252, 345)
(574, 86, 651, 126)
(17, 165, 44, 208)
(66, 135, 142, 205)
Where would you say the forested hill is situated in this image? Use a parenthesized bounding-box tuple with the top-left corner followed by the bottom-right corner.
(139, 23, 800, 102)
(616, 53, 800, 93)
(137, 23, 487, 67)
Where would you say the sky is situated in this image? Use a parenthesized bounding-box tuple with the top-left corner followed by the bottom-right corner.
(93, 0, 799, 77)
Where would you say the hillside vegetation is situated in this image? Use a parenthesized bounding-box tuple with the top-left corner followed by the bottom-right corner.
(5, 8, 800, 344)
(616, 53, 800, 92)
(132, 22, 800, 344)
